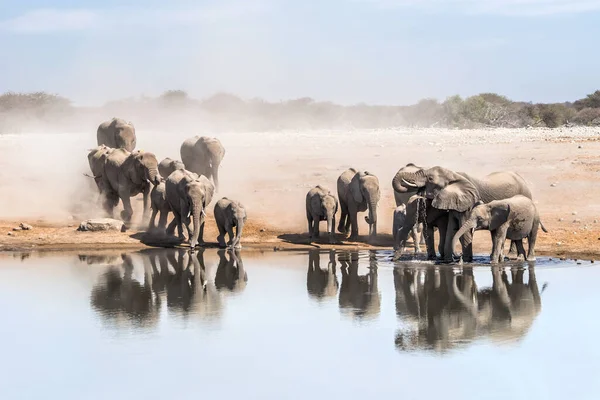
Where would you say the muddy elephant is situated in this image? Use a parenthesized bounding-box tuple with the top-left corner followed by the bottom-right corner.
(214, 197, 247, 249)
(215, 249, 248, 293)
(97, 118, 136, 152)
(337, 168, 380, 241)
(101, 149, 161, 224)
(392, 163, 426, 250)
(393, 166, 533, 262)
(306, 185, 338, 243)
(306, 249, 339, 301)
(180, 136, 225, 192)
(453, 195, 548, 263)
(158, 157, 185, 180)
(165, 169, 215, 248)
(393, 264, 545, 354)
(338, 251, 381, 320)
(86, 145, 114, 194)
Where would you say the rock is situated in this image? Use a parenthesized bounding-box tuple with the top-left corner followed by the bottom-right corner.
(259, 229, 265, 233)
(572, 211, 578, 215)
(559, 218, 564, 222)
(77, 218, 125, 232)
(550, 183, 557, 187)
(19, 223, 32, 231)
(7, 232, 13, 236)
(578, 145, 583, 149)
(594, 220, 598, 224)
(573, 219, 581, 223)
(556, 242, 562, 246)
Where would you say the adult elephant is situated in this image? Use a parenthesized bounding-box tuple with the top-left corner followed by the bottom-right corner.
(337, 168, 380, 241)
(393, 166, 532, 262)
(165, 169, 215, 248)
(97, 118, 136, 152)
(101, 149, 161, 224)
(392, 163, 426, 251)
(180, 136, 225, 192)
(338, 251, 381, 321)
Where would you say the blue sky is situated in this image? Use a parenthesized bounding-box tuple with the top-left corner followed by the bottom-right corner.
(1, 0, 599, 106)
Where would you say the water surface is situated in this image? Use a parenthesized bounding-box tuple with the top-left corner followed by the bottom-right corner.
(0, 249, 598, 400)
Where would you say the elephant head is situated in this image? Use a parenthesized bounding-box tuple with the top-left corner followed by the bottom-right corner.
(182, 176, 215, 248)
(130, 150, 161, 187)
(393, 166, 480, 213)
(350, 171, 380, 237)
(158, 157, 185, 180)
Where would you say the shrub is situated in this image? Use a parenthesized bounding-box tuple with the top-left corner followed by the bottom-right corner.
(572, 108, 600, 126)
(574, 90, 600, 110)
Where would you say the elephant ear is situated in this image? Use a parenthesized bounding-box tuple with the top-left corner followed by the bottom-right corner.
(349, 173, 364, 204)
(489, 204, 510, 231)
(203, 180, 215, 207)
(432, 177, 479, 213)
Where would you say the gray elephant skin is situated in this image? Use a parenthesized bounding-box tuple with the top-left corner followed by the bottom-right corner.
(97, 118, 136, 152)
(214, 197, 247, 249)
(180, 136, 225, 192)
(393, 195, 449, 260)
(337, 168, 380, 241)
(392, 163, 426, 249)
(338, 251, 381, 320)
(87, 145, 114, 194)
(393, 165, 533, 262)
(158, 157, 185, 180)
(306, 185, 338, 243)
(149, 157, 186, 232)
(306, 250, 339, 302)
(99, 148, 161, 224)
(215, 249, 247, 293)
(165, 169, 215, 248)
(453, 195, 548, 263)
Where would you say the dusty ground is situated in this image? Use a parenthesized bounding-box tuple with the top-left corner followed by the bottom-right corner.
(0, 126, 599, 260)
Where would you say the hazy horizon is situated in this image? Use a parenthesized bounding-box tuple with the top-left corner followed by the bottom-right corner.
(2, 0, 600, 107)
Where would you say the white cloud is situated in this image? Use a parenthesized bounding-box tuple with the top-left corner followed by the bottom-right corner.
(355, 0, 600, 15)
(0, 2, 267, 34)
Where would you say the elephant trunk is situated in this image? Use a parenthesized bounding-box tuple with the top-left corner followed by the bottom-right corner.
(367, 201, 377, 236)
(452, 218, 476, 258)
(189, 202, 204, 248)
(211, 163, 220, 192)
(148, 167, 160, 186)
(326, 210, 334, 240)
(233, 218, 244, 248)
(392, 170, 426, 193)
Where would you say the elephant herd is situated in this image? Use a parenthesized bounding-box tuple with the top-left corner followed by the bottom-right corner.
(88, 248, 544, 353)
(89, 117, 245, 249)
(91, 117, 548, 263)
(308, 162, 547, 264)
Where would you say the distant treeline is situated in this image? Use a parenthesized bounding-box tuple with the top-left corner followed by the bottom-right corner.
(1, 89, 600, 133)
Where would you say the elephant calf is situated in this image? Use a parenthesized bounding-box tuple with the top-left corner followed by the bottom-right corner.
(149, 182, 169, 232)
(337, 168, 380, 241)
(452, 195, 548, 263)
(214, 197, 247, 249)
(306, 185, 338, 242)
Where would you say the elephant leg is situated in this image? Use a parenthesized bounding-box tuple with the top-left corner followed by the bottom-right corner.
(515, 239, 527, 261)
(166, 216, 177, 235)
(170, 211, 185, 240)
(443, 216, 457, 262)
(507, 240, 518, 258)
(411, 224, 421, 253)
(312, 215, 320, 239)
(491, 224, 509, 264)
(348, 203, 359, 241)
(307, 212, 314, 239)
(148, 208, 158, 231)
(338, 200, 349, 234)
(437, 222, 447, 260)
(158, 209, 169, 232)
(198, 214, 206, 245)
(142, 188, 151, 224)
(457, 214, 474, 263)
(217, 223, 227, 248)
(103, 191, 119, 218)
(226, 224, 235, 247)
(426, 224, 437, 260)
(526, 222, 539, 262)
(418, 223, 426, 244)
(119, 192, 134, 223)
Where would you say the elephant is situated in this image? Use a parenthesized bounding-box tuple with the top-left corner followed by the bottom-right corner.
(392, 163, 426, 249)
(337, 168, 380, 241)
(452, 195, 548, 263)
(101, 148, 161, 224)
(215, 249, 248, 293)
(97, 117, 136, 152)
(158, 157, 185, 180)
(306, 249, 339, 301)
(306, 185, 338, 243)
(214, 197, 247, 249)
(393, 165, 533, 262)
(393, 263, 545, 354)
(393, 195, 449, 260)
(338, 251, 381, 320)
(86, 145, 114, 193)
(149, 181, 169, 232)
(180, 136, 225, 192)
(165, 169, 215, 248)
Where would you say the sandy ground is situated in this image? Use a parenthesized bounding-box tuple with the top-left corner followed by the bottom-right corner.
(0, 126, 599, 260)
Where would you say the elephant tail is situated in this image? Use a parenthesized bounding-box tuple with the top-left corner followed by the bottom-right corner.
(540, 220, 548, 233)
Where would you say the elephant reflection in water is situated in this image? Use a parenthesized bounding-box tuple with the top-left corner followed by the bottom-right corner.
(90, 254, 159, 328)
(338, 251, 381, 320)
(143, 249, 223, 320)
(215, 249, 248, 294)
(394, 264, 543, 353)
(306, 249, 339, 302)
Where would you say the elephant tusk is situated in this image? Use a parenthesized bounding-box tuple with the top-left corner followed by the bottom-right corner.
(201, 209, 206, 217)
(401, 178, 419, 188)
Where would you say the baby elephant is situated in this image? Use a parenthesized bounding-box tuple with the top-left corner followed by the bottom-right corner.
(306, 185, 338, 243)
(214, 197, 247, 249)
(452, 195, 548, 263)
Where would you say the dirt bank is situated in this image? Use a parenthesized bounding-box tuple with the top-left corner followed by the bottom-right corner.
(0, 126, 599, 260)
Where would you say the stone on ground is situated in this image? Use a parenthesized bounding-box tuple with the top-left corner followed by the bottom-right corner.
(77, 218, 125, 232)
